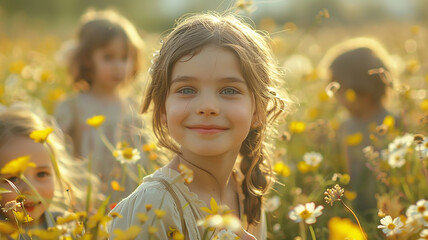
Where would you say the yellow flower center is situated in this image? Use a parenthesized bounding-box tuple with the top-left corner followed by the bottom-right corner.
(122, 148, 134, 159)
(299, 209, 311, 219)
(418, 206, 426, 213)
(424, 215, 428, 222)
(387, 223, 396, 230)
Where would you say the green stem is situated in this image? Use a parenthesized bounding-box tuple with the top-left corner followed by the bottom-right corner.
(341, 200, 367, 240)
(43, 143, 64, 196)
(21, 175, 54, 224)
(299, 221, 307, 240)
(122, 163, 140, 184)
(400, 177, 414, 202)
(97, 128, 115, 153)
(308, 224, 316, 240)
(85, 153, 93, 214)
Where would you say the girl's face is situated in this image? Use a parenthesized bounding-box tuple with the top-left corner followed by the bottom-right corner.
(92, 36, 134, 92)
(0, 136, 54, 225)
(164, 45, 256, 157)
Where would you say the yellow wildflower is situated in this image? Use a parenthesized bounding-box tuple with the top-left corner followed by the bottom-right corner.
(154, 209, 166, 219)
(56, 213, 77, 225)
(111, 180, 125, 192)
(178, 163, 194, 184)
(328, 217, 366, 240)
(259, 17, 276, 32)
(9, 60, 26, 74)
(142, 143, 156, 152)
(113, 226, 141, 240)
(283, 22, 297, 32)
(145, 204, 152, 211)
(0, 155, 35, 176)
(411, 25, 420, 35)
(148, 152, 158, 161)
(148, 226, 158, 235)
(110, 212, 123, 219)
(297, 161, 311, 173)
(420, 99, 428, 112)
(201, 197, 220, 215)
(273, 162, 291, 177)
(86, 115, 105, 128)
(345, 89, 356, 103)
(136, 213, 148, 224)
(29, 128, 53, 143)
(28, 228, 62, 239)
(383, 115, 396, 130)
(0, 220, 18, 235)
(14, 210, 33, 223)
(344, 191, 357, 200)
(289, 121, 306, 133)
(168, 227, 185, 240)
(346, 132, 363, 146)
(340, 174, 351, 185)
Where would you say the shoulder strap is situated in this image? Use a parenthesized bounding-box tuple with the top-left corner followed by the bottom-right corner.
(145, 177, 189, 239)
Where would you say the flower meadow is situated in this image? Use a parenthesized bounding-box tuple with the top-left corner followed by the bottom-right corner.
(1, 6, 428, 240)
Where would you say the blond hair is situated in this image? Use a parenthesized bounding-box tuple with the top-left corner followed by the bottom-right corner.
(0, 107, 98, 211)
(69, 9, 145, 90)
(142, 12, 291, 225)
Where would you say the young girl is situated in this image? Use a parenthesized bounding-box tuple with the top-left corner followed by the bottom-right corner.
(0, 106, 95, 233)
(54, 10, 148, 204)
(320, 38, 397, 215)
(108, 13, 290, 239)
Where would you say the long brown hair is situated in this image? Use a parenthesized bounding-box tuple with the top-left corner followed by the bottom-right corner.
(142, 12, 291, 225)
(69, 9, 145, 90)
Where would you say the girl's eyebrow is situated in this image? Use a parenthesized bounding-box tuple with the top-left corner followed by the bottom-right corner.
(171, 76, 246, 84)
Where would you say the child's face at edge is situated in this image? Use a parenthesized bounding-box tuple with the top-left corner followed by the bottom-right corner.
(0, 136, 54, 225)
(163, 45, 257, 157)
(91, 36, 134, 92)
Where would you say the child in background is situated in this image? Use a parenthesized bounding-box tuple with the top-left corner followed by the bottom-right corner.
(0, 106, 95, 233)
(109, 13, 291, 239)
(320, 38, 397, 216)
(54, 10, 148, 204)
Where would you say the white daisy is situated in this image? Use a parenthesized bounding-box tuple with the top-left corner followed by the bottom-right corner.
(406, 199, 428, 219)
(388, 133, 413, 153)
(303, 152, 323, 167)
(264, 196, 281, 212)
(419, 228, 428, 240)
(415, 137, 428, 158)
(288, 202, 324, 224)
(115, 147, 141, 164)
(377, 215, 404, 236)
(215, 229, 239, 240)
(388, 150, 406, 168)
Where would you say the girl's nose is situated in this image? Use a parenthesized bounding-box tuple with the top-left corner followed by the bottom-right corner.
(195, 94, 220, 116)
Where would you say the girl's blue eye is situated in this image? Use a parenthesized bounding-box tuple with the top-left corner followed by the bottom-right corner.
(37, 172, 50, 178)
(221, 88, 239, 95)
(178, 88, 196, 94)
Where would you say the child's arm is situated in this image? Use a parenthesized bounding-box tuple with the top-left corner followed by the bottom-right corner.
(108, 183, 184, 239)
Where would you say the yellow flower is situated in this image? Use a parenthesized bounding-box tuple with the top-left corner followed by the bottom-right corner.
(9, 60, 26, 74)
(259, 17, 276, 32)
(145, 204, 152, 211)
(111, 180, 125, 191)
(0, 155, 35, 176)
(116, 148, 141, 164)
(168, 227, 185, 240)
(178, 163, 194, 184)
(340, 174, 351, 185)
(148, 152, 158, 161)
(289, 121, 306, 133)
(0, 220, 18, 235)
(273, 162, 291, 177)
(420, 99, 428, 112)
(297, 161, 311, 173)
(344, 191, 357, 200)
(27, 228, 62, 239)
(345, 89, 356, 103)
(411, 25, 420, 35)
(148, 226, 158, 235)
(110, 212, 123, 219)
(136, 213, 148, 224)
(113, 226, 141, 240)
(14, 210, 33, 223)
(154, 209, 166, 219)
(318, 91, 330, 102)
(56, 213, 77, 225)
(86, 115, 105, 128)
(328, 217, 366, 240)
(29, 128, 53, 143)
(142, 143, 157, 152)
(307, 107, 320, 120)
(383, 115, 396, 130)
(346, 132, 363, 146)
(201, 197, 220, 215)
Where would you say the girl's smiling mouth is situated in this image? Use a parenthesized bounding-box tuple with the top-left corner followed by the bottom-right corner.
(187, 125, 228, 134)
